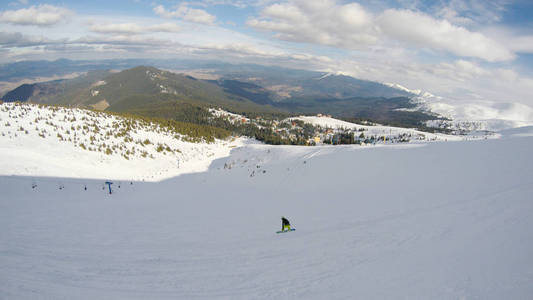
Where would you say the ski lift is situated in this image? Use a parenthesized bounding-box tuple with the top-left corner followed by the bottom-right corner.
(105, 181, 113, 194)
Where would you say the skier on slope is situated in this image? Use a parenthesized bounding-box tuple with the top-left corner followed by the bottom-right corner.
(281, 216, 291, 232)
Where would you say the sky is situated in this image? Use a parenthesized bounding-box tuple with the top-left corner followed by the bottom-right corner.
(0, 0, 532, 106)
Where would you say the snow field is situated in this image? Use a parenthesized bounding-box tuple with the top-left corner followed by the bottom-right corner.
(1, 127, 533, 299)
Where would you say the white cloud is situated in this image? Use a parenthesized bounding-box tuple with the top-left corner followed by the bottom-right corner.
(507, 36, 533, 54)
(432, 0, 510, 25)
(435, 6, 473, 25)
(378, 9, 514, 62)
(0, 31, 66, 47)
(75, 34, 173, 47)
(431, 60, 490, 81)
(182, 0, 252, 9)
(248, 0, 376, 48)
(190, 41, 333, 67)
(147, 22, 181, 33)
(248, 0, 514, 62)
(154, 4, 216, 25)
(317, 54, 533, 107)
(7, 0, 29, 6)
(198, 42, 285, 57)
(0, 4, 73, 26)
(480, 27, 533, 55)
(90, 23, 143, 35)
(495, 68, 519, 82)
(0, 31, 41, 47)
(90, 22, 181, 35)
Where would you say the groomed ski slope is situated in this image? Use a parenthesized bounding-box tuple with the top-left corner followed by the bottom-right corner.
(1, 127, 533, 299)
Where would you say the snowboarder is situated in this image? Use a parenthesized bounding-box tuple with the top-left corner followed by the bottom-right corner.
(281, 216, 291, 232)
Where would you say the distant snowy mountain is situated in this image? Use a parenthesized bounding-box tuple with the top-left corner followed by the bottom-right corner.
(0, 103, 242, 181)
(423, 101, 533, 131)
(385, 83, 533, 131)
(288, 115, 494, 142)
(384, 83, 436, 98)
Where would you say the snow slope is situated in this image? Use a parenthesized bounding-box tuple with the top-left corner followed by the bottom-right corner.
(0, 103, 243, 181)
(1, 126, 533, 299)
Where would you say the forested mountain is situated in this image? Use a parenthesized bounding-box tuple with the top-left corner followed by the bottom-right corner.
(1, 63, 438, 129)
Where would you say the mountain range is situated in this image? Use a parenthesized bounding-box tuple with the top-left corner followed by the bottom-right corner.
(1, 61, 439, 129)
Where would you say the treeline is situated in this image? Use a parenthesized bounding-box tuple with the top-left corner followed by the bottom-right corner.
(208, 117, 313, 145)
(109, 111, 231, 143)
(323, 132, 358, 145)
(114, 99, 307, 144)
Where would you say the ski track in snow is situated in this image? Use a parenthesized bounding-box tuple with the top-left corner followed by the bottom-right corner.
(2, 126, 533, 299)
